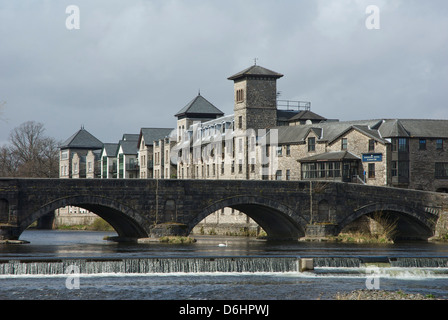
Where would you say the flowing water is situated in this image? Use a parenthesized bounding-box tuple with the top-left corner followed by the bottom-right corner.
(1, 230, 448, 300)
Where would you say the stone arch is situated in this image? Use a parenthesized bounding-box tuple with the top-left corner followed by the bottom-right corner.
(0, 199, 9, 224)
(338, 203, 435, 240)
(188, 196, 307, 240)
(20, 195, 148, 240)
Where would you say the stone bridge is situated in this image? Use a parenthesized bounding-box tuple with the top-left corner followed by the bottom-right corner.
(0, 178, 447, 242)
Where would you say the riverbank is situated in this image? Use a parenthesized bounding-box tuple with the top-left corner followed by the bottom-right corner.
(335, 289, 444, 300)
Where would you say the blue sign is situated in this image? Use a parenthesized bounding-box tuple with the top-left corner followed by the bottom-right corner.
(362, 153, 383, 162)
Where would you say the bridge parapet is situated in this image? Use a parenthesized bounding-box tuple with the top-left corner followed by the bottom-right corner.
(1, 178, 448, 242)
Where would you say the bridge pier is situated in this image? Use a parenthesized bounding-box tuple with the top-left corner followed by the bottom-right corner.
(0, 225, 21, 242)
(303, 224, 339, 240)
(148, 223, 189, 238)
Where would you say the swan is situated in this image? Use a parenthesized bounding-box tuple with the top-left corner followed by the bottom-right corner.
(218, 241, 228, 247)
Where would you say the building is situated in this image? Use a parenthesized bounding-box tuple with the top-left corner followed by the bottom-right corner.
(59, 126, 103, 179)
(161, 64, 448, 193)
(137, 128, 174, 179)
(58, 64, 448, 232)
(56, 126, 104, 226)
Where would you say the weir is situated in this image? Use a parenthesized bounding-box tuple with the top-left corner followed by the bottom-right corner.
(0, 256, 302, 276)
(1, 256, 448, 276)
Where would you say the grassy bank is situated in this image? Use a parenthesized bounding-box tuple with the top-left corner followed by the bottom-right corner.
(334, 232, 394, 244)
(55, 218, 114, 232)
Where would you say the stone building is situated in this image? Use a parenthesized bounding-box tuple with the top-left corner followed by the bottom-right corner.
(160, 64, 448, 194)
(57, 64, 448, 232)
(56, 126, 103, 227)
(137, 128, 174, 179)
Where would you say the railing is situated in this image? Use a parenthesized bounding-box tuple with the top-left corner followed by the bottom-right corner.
(126, 163, 140, 171)
(277, 100, 311, 111)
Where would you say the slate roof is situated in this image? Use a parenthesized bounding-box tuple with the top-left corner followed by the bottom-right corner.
(138, 128, 174, 147)
(118, 139, 138, 155)
(175, 94, 224, 118)
(227, 65, 284, 81)
(299, 151, 361, 162)
(269, 118, 448, 146)
(288, 110, 327, 122)
(60, 127, 103, 150)
(102, 143, 119, 157)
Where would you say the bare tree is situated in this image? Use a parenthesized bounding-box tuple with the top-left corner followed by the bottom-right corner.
(1, 121, 60, 178)
(0, 101, 6, 122)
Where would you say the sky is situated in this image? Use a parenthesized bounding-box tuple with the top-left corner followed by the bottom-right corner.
(1, 0, 448, 146)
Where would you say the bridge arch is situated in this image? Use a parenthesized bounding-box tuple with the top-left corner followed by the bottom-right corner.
(188, 196, 307, 240)
(338, 203, 435, 241)
(20, 195, 148, 240)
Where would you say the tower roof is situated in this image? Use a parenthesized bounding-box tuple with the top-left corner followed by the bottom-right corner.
(175, 94, 224, 118)
(227, 65, 284, 81)
(60, 127, 103, 150)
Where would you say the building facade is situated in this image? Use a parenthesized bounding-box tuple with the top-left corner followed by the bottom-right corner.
(58, 64, 448, 232)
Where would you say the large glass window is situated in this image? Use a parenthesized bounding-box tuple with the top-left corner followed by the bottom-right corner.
(301, 162, 341, 179)
(398, 138, 409, 152)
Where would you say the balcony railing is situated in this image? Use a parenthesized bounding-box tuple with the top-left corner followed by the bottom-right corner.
(277, 100, 311, 111)
(126, 163, 140, 171)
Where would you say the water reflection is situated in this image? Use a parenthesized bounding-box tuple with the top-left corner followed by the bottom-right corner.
(5, 229, 448, 259)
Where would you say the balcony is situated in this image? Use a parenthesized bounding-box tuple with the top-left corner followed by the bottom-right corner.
(126, 163, 140, 171)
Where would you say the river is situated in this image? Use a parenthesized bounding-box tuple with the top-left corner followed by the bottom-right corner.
(1, 230, 448, 301)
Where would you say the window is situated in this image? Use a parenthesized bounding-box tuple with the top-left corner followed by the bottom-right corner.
(368, 163, 375, 178)
(277, 146, 282, 156)
(392, 138, 409, 152)
(398, 161, 409, 178)
(231, 161, 235, 174)
(419, 139, 427, 150)
(275, 170, 282, 181)
(238, 116, 243, 129)
(437, 139, 444, 150)
(236, 89, 244, 103)
(286, 169, 291, 181)
(302, 162, 341, 179)
(435, 163, 448, 179)
(341, 138, 348, 150)
(398, 138, 409, 152)
(308, 137, 316, 152)
(319, 163, 326, 178)
(250, 158, 255, 173)
(391, 161, 397, 177)
(369, 139, 375, 152)
(61, 150, 69, 160)
(238, 160, 243, 173)
(221, 162, 224, 175)
(286, 145, 291, 156)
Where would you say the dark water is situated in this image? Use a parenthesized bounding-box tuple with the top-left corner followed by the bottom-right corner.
(1, 230, 448, 300)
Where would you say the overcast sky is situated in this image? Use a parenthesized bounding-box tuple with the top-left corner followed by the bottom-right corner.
(1, 0, 447, 146)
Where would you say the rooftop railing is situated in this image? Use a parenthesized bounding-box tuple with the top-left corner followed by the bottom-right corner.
(277, 100, 311, 111)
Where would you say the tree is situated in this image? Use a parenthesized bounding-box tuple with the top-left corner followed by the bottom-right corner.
(0, 121, 60, 178)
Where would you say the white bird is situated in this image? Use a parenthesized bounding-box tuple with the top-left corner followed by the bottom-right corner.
(218, 241, 228, 247)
